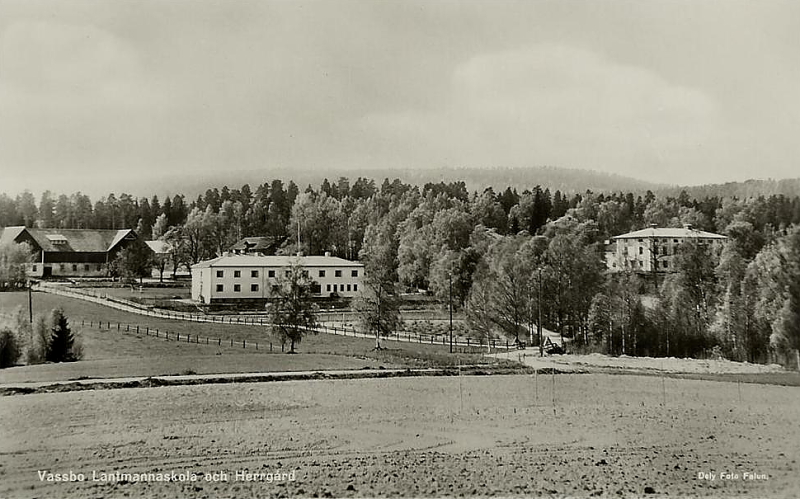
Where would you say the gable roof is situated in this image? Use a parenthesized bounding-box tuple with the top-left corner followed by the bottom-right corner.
(0, 227, 137, 252)
(0, 226, 27, 246)
(146, 240, 171, 254)
(192, 254, 364, 269)
(612, 227, 727, 240)
(229, 236, 283, 252)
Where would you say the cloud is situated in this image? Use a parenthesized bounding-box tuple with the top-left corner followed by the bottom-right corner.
(359, 44, 720, 182)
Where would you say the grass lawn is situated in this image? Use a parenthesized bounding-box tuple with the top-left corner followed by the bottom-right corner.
(0, 291, 501, 383)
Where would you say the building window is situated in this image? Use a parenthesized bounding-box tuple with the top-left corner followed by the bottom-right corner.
(353, 284, 357, 292)
(268, 270, 275, 278)
(639, 247, 644, 255)
(216, 284, 224, 292)
(351, 270, 358, 277)
(84, 264, 90, 271)
(319, 270, 326, 277)
(251, 270, 259, 278)
(335, 270, 342, 278)
(234, 284, 241, 292)
(285, 270, 291, 277)
(234, 270, 241, 278)
(333, 284, 337, 292)
(251, 284, 259, 292)
(326, 284, 331, 292)
(32, 265, 37, 272)
(72, 264, 77, 271)
(216, 270, 224, 278)
(346, 284, 351, 291)
(662, 261, 669, 269)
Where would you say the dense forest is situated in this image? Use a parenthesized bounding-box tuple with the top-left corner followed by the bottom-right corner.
(2, 175, 800, 367)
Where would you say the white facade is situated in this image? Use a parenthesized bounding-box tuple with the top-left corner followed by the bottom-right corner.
(606, 226, 727, 273)
(191, 254, 364, 303)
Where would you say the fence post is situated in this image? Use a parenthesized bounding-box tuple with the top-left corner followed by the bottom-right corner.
(218, 338, 221, 346)
(177, 333, 180, 341)
(242, 339, 246, 348)
(136, 325, 139, 334)
(117, 323, 120, 331)
(231, 338, 234, 347)
(270, 342, 272, 352)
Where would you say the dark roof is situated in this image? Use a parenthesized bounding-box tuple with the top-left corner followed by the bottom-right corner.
(0, 226, 136, 253)
(229, 236, 282, 252)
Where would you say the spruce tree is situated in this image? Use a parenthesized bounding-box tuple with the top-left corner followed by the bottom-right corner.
(48, 308, 74, 363)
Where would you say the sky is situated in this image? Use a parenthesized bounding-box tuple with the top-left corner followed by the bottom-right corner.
(1, 0, 799, 196)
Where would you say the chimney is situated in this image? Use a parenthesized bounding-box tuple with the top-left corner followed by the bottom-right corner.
(324, 251, 331, 257)
(683, 223, 693, 231)
(649, 223, 657, 229)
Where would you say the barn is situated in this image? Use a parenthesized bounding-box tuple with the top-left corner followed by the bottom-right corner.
(0, 226, 140, 278)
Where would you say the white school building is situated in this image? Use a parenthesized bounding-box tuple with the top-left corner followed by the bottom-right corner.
(191, 254, 364, 304)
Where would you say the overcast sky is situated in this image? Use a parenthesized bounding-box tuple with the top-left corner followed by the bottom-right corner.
(1, 0, 798, 196)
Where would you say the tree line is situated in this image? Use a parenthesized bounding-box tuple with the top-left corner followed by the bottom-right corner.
(2, 177, 800, 366)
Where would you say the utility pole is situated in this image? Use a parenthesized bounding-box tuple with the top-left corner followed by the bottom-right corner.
(448, 272, 453, 353)
(538, 267, 543, 358)
(28, 280, 33, 324)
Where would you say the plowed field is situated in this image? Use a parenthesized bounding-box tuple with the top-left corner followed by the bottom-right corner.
(1, 374, 798, 498)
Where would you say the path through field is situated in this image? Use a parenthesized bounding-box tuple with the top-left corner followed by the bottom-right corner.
(1, 374, 798, 498)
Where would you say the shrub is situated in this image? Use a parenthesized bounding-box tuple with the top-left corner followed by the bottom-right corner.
(0, 329, 21, 368)
(26, 313, 51, 364)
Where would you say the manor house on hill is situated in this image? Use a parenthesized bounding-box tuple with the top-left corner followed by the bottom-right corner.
(191, 253, 364, 304)
(606, 224, 727, 273)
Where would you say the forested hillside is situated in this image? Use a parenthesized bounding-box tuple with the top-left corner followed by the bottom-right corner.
(2, 176, 800, 368)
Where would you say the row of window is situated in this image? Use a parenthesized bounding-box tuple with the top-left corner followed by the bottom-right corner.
(214, 269, 359, 279)
(31, 264, 102, 272)
(624, 259, 670, 269)
(215, 283, 359, 293)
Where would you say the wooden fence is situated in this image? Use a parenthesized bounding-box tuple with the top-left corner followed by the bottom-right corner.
(33, 283, 511, 354)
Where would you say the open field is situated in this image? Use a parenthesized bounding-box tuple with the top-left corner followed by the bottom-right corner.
(1, 374, 798, 498)
(0, 292, 496, 383)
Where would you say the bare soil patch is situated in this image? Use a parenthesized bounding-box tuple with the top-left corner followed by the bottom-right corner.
(1, 374, 798, 498)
